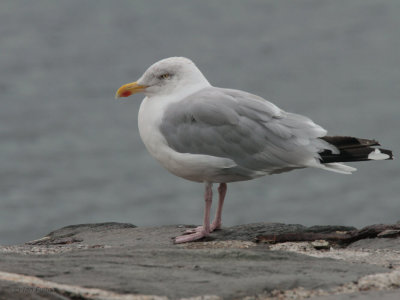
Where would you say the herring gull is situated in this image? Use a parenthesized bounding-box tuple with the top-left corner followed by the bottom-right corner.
(115, 57, 393, 243)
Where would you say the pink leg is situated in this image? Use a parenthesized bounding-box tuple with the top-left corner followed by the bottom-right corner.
(182, 183, 227, 235)
(174, 182, 213, 244)
(210, 183, 227, 231)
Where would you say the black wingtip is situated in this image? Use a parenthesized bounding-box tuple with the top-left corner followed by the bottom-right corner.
(319, 136, 393, 163)
(379, 148, 394, 160)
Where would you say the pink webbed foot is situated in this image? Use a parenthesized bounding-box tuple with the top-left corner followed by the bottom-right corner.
(174, 228, 209, 244)
(182, 226, 203, 235)
(183, 222, 221, 235)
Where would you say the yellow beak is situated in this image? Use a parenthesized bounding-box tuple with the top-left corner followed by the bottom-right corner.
(115, 81, 147, 99)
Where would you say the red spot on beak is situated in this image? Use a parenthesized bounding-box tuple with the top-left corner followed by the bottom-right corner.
(120, 90, 132, 97)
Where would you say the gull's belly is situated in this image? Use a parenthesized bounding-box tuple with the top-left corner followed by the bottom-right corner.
(155, 151, 239, 183)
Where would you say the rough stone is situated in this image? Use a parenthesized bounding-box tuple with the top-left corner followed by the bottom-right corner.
(0, 222, 399, 300)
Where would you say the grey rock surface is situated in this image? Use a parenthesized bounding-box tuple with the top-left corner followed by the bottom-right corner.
(0, 222, 399, 300)
(314, 290, 400, 300)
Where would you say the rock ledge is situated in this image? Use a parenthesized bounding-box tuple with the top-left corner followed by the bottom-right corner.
(1, 222, 400, 300)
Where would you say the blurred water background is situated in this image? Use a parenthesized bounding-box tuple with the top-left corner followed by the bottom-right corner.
(1, 0, 399, 245)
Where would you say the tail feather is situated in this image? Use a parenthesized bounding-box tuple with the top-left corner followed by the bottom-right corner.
(316, 163, 357, 174)
(319, 136, 393, 164)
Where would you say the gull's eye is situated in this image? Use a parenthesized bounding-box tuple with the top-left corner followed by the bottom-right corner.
(159, 73, 170, 80)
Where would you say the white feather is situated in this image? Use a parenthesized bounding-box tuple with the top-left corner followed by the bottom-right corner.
(368, 149, 390, 160)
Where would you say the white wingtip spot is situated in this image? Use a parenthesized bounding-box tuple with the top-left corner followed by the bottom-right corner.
(368, 148, 390, 160)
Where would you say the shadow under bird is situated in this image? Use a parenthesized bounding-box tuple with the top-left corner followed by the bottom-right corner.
(115, 57, 393, 243)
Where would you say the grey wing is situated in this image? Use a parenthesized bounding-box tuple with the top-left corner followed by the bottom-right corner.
(160, 87, 337, 175)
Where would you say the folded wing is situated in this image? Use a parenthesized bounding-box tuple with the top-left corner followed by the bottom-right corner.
(160, 87, 340, 175)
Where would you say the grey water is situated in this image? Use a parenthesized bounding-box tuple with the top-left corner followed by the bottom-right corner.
(1, 0, 399, 245)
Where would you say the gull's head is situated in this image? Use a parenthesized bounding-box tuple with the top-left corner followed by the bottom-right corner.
(115, 57, 210, 98)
